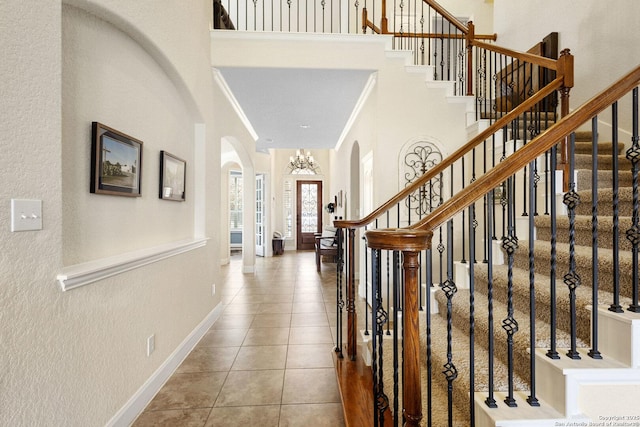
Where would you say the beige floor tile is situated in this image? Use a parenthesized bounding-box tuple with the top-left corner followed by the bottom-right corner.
(205, 405, 280, 427)
(228, 294, 266, 304)
(279, 403, 345, 427)
(292, 301, 327, 313)
(231, 345, 288, 370)
(286, 344, 335, 369)
(211, 313, 255, 330)
(281, 368, 340, 404)
(293, 293, 325, 303)
(146, 372, 227, 410)
(215, 370, 284, 407)
(250, 313, 292, 328)
(291, 312, 328, 327)
(197, 328, 248, 347)
(132, 408, 211, 427)
(176, 346, 240, 373)
(259, 302, 293, 314)
(289, 326, 334, 344)
(242, 327, 290, 346)
(266, 293, 295, 303)
(223, 303, 263, 315)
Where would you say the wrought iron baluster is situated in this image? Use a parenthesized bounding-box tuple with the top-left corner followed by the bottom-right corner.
(371, 247, 389, 426)
(502, 175, 519, 407)
(483, 139, 489, 264)
(467, 204, 477, 423)
(485, 188, 497, 408)
(589, 117, 603, 359)
(627, 87, 640, 313)
(386, 212, 392, 336)
(425, 246, 434, 426)
(546, 144, 560, 360)
(335, 227, 345, 357)
(392, 250, 400, 427)
(442, 218, 458, 425)
(527, 160, 540, 405)
(610, 101, 623, 313)
(563, 132, 581, 360)
(364, 226, 370, 335)
(461, 157, 467, 263)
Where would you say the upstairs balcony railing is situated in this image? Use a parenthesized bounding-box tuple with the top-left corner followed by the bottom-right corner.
(213, 0, 496, 94)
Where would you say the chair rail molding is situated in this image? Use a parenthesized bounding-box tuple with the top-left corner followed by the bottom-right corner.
(56, 237, 209, 291)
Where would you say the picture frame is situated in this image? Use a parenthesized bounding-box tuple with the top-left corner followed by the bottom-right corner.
(91, 122, 143, 197)
(159, 151, 186, 201)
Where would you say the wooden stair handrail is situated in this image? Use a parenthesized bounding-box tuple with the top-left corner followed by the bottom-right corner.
(471, 39, 558, 71)
(409, 65, 640, 233)
(423, 0, 468, 34)
(334, 75, 565, 231)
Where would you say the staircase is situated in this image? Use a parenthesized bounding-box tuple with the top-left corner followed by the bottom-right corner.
(369, 119, 640, 426)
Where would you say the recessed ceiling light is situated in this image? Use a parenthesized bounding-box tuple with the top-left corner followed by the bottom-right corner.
(300, 124, 311, 129)
(265, 138, 274, 143)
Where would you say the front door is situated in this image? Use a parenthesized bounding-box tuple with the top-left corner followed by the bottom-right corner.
(296, 180, 322, 250)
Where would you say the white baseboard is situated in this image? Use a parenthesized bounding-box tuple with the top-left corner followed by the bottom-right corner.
(106, 303, 224, 427)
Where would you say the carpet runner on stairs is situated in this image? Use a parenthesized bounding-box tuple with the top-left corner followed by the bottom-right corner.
(379, 130, 635, 426)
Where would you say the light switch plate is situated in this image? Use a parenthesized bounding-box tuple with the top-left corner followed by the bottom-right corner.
(11, 199, 43, 232)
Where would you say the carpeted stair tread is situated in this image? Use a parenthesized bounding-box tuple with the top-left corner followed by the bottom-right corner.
(575, 187, 639, 217)
(472, 263, 634, 344)
(434, 287, 587, 380)
(511, 240, 637, 298)
(535, 214, 635, 251)
(574, 140, 625, 155)
(575, 153, 633, 170)
(574, 130, 594, 142)
(575, 169, 634, 191)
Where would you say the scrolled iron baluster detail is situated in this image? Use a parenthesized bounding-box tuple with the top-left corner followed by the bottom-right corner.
(547, 145, 560, 360)
(626, 103, 640, 312)
(371, 248, 389, 426)
(485, 189, 498, 408)
(563, 177, 582, 360)
(501, 230, 519, 407)
(440, 278, 458, 424)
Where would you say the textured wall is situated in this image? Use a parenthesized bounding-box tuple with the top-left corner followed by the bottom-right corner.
(0, 1, 221, 426)
(494, 0, 640, 133)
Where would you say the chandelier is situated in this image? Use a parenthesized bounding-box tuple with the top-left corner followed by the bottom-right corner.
(288, 149, 320, 174)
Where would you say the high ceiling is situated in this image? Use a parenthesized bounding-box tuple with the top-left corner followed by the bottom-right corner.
(217, 67, 374, 152)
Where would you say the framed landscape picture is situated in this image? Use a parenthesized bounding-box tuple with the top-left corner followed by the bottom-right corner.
(91, 122, 143, 197)
(159, 151, 186, 201)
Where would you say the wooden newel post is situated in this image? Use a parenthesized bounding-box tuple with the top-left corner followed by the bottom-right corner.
(402, 250, 423, 427)
(558, 48, 574, 191)
(365, 228, 432, 426)
(466, 21, 475, 97)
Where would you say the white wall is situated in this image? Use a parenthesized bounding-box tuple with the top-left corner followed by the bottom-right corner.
(494, 0, 640, 133)
(1, 1, 221, 426)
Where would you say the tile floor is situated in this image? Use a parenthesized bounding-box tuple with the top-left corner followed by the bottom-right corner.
(132, 251, 346, 426)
